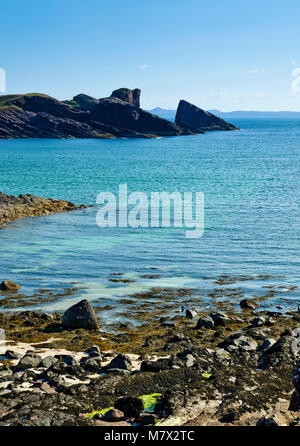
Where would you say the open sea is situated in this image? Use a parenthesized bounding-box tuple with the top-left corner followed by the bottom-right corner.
(0, 118, 299, 326)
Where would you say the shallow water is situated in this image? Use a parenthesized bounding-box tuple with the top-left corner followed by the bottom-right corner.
(0, 118, 299, 324)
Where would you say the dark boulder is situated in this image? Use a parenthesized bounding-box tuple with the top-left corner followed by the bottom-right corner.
(0, 280, 21, 291)
(15, 352, 42, 370)
(62, 299, 100, 330)
(107, 354, 132, 371)
(114, 396, 144, 418)
(175, 99, 238, 132)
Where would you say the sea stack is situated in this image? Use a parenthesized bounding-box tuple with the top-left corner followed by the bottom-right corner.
(175, 99, 239, 132)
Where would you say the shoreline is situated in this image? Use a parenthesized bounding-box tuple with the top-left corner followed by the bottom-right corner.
(0, 289, 299, 426)
(0, 191, 86, 227)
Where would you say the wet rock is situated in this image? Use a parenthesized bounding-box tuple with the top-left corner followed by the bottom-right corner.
(186, 308, 198, 319)
(80, 357, 102, 373)
(258, 338, 277, 351)
(141, 358, 173, 372)
(251, 316, 266, 327)
(154, 390, 186, 418)
(45, 360, 85, 378)
(114, 396, 144, 418)
(240, 299, 259, 310)
(136, 413, 157, 425)
(290, 360, 300, 410)
(0, 280, 21, 291)
(38, 356, 58, 369)
(85, 345, 102, 359)
(210, 312, 232, 327)
(256, 415, 279, 426)
(62, 299, 100, 330)
(225, 335, 258, 352)
(196, 316, 215, 329)
(54, 355, 80, 367)
(107, 354, 132, 371)
(258, 334, 295, 369)
(4, 350, 22, 360)
(102, 408, 124, 422)
(15, 352, 43, 370)
(105, 368, 131, 376)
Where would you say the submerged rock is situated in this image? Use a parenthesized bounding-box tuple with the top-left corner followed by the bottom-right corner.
(62, 299, 100, 330)
(175, 99, 238, 132)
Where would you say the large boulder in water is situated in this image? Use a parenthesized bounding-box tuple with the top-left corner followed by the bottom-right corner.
(62, 299, 100, 330)
(0, 280, 21, 291)
(175, 99, 239, 132)
(111, 88, 141, 107)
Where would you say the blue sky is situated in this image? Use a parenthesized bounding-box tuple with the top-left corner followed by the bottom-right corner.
(1, 0, 300, 110)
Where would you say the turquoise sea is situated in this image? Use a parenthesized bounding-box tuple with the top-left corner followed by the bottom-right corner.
(0, 118, 299, 325)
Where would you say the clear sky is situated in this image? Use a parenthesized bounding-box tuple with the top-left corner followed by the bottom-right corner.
(1, 0, 300, 111)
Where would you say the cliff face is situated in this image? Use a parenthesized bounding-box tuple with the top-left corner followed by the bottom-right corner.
(0, 90, 192, 139)
(110, 88, 141, 107)
(175, 100, 239, 132)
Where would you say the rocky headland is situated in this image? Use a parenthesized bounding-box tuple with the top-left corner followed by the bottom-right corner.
(0, 88, 237, 139)
(175, 100, 238, 132)
(0, 191, 85, 227)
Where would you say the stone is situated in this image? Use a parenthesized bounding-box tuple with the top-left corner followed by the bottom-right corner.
(136, 413, 157, 425)
(15, 352, 43, 370)
(251, 316, 266, 327)
(210, 312, 232, 327)
(258, 338, 276, 351)
(185, 308, 198, 319)
(240, 299, 259, 310)
(62, 299, 100, 330)
(256, 415, 279, 426)
(196, 316, 215, 329)
(107, 354, 132, 371)
(0, 280, 21, 291)
(114, 396, 144, 418)
(140, 358, 172, 372)
(80, 357, 102, 373)
(175, 99, 238, 132)
(38, 356, 58, 369)
(4, 350, 22, 360)
(226, 335, 258, 352)
(102, 408, 124, 422)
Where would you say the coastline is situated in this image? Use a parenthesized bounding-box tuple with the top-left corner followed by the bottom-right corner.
(0, 191, 86, 228)
(0, 282, 300, 426)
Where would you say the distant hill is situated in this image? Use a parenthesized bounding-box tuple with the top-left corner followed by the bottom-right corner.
(148, 108, 300, 120)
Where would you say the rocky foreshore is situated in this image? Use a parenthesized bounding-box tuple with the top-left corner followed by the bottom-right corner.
(0, 191, 86, 227)
(0, 292, 299, 426)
